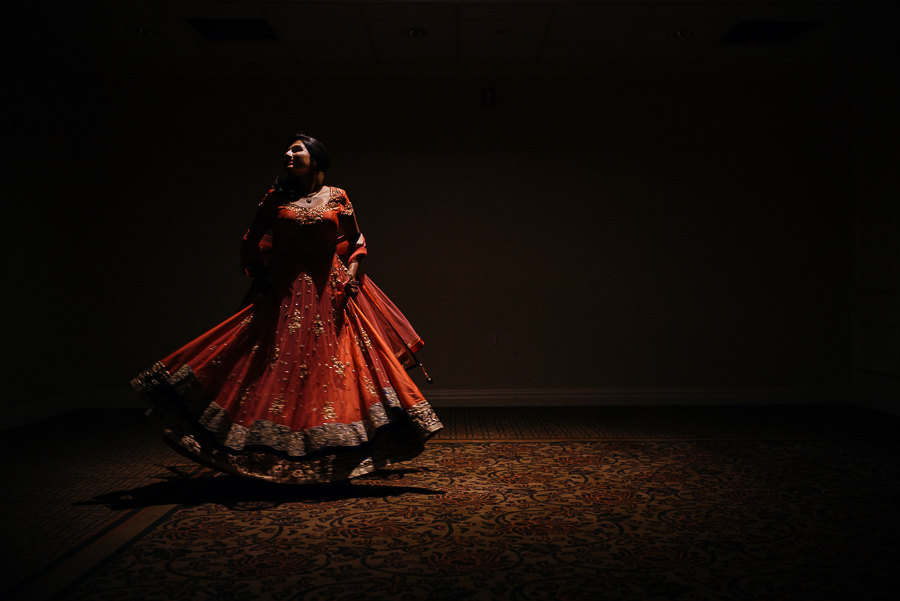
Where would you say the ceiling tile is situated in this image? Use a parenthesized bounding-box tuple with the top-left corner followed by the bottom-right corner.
(286, 43, 376, 62)
(460, 19, 547, 44)
(260, 2, 361, 20)
(458, 43, 541, 63)
(459, 3, 553, 20)
(269, 18, 370, 45)
(700, 43, 789, 64)
(840, 4, 900, 21)
(202, 40, 295, 61)
(547, 20, 644, 45)
(796, 21, 899, 65)
(80, 17, 208, 62)
(779, 40, 856, 66)
(632, 20, 735, 46)
(20, 0, 169, 19)
(554, 3, 651, 21)
(80, 0, 169, 19)
(540, 43, 623, 63)
(803, 17, 889, 47)
(648, 4, 746, 22)
(160, 0, 265, 19)
(374, 42, 455, 62)
(621, 44, 708, 64)
(361, 2, 456, 20)
(740, 4, 838, 22)
(187, 17, 278, 41)
(367, 18, 456, 44)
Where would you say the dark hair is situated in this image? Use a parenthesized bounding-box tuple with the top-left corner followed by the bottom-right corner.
(286, 132, 330, 173)
(273, 133, 330, 198)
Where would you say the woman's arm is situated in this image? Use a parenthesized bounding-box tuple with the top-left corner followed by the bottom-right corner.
(337, 192, 364, 295)
(240, 190, 278, 277)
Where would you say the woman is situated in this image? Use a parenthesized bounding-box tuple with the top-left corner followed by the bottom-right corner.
(131, 133, 442, 484)
(241, 221, 427, 373)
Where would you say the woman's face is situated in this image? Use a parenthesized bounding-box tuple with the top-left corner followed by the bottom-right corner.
(284, 140, 313, 177)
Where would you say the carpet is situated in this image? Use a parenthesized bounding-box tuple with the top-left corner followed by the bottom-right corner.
(55, 438, 900, 601)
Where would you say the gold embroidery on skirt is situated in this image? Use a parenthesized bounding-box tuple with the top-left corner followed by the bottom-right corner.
(268, 345, 281, 368)
(331, 358, 346, 376)
(363, 376, 377, 398)
(311, 314, 325, 339)
(288, 310, 303, 334)
(323, 404, 337, 420)
(329, 264, 345, 291)
(297, 363, 309, 380)
(270, 393, 285, 415)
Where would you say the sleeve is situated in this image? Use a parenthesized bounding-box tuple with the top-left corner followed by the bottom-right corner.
(337, 188, 354, 217)
(347, 232, 367, 265)
(335, 189, 365, 265)
(240, 189, 279, 276)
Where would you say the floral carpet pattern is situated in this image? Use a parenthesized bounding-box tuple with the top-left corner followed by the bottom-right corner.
(61, 438, 900, 601)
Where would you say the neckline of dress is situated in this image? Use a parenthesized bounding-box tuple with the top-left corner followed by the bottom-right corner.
(288, 186, 333, 210)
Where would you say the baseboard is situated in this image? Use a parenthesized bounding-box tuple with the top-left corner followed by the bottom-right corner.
(855, 389, 900, 417)
(0, 391, 141, 431)
(424, 387, 854, 407)
(0, 386, 857, 430)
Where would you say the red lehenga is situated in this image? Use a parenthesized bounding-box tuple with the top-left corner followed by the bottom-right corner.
(131, 187, 442, 484)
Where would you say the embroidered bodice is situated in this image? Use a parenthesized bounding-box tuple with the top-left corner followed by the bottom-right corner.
(242, 186, 354, 266)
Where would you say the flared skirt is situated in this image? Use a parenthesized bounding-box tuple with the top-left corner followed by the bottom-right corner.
(131, 254, 442, 484)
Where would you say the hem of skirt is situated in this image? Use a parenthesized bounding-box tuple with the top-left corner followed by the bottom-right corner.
(158, 429, 396, 484)
(132, 362, 442, 484)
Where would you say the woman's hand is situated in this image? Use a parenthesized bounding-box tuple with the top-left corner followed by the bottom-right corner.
(344, 277, 359, 298)
(345, 260, 360, 298)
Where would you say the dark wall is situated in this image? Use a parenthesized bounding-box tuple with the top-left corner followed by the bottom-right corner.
(3, 70, 856, 410)
(852, 67, 900, 410)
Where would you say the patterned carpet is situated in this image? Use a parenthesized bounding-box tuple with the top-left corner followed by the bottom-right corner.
(430, 405, 885, 440)
(3, 406, 900, 601)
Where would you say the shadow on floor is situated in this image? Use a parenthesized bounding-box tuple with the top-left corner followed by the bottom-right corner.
(76, 466, 445, 511)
